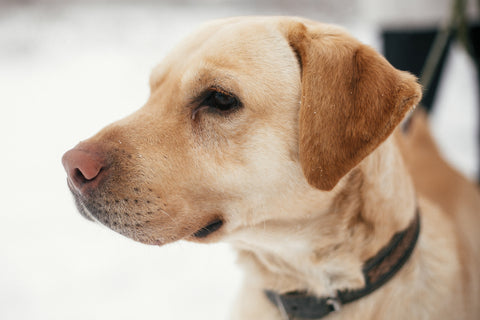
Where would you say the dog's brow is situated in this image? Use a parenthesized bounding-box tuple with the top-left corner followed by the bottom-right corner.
(189, 85, 235, 104)
(184, 71, 238, 102)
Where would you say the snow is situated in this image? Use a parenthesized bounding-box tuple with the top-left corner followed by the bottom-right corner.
(0, 2, 477, 320)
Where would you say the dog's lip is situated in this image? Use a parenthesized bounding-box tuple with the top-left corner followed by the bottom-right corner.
(66, 177, 225, 242)
(193, 219, 224, 238)
(66, 179, 96, 221)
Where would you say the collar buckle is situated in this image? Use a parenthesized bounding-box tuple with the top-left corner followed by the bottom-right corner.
(326, 297, 342, 312)
(271, 291, 292, 320)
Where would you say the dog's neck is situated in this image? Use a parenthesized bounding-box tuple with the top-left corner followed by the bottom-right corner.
(231, 134, 417, 297)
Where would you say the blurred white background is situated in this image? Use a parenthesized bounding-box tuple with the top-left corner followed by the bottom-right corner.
(0, 0, 478, 319)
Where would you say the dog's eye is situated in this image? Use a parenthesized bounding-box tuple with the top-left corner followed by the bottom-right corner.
(192, 89, 242, 120)
(203, 90, 240, 112)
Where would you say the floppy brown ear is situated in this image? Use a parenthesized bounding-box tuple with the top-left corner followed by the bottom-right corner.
(282, 21, 422, 190)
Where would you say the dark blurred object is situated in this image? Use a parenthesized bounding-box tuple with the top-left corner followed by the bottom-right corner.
(469, 23, 480, 181)
(470, 24, 480, 88)
(382, 0, 480, 180)
(383, 23, 480, 179)
(382, 23, 479, 112)
(383, 29, 453, 112)
(382, 0, 479, 111)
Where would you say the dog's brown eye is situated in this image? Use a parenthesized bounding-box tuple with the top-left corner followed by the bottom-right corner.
(204, 91, 240, 112)
(192, 89, 242, 120)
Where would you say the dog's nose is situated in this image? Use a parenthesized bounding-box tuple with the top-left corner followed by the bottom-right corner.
(62, 144, 106, 194)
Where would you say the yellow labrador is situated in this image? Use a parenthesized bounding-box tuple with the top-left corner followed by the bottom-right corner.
(62, 17, 480, 320)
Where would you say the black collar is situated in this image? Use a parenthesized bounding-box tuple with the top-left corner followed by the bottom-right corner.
(265, 209, 421, 320)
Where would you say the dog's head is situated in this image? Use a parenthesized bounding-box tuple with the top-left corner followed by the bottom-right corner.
(62, 17, 421, 246)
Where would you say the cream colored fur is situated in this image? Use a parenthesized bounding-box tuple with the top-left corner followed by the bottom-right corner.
(68, 17, 480, 319)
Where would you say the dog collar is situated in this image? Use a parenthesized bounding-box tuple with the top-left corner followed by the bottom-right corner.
(265, 209, 421, 320)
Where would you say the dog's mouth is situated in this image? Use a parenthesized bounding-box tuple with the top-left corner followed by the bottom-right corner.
(193, 219, 224, 238)
(68, 180, 226, 242)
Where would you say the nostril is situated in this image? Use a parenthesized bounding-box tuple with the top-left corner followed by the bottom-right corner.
(74, 165, 102, 182)
(74, 168, 87, 184)
(62, 145, 107, 192)
(74, 168, 91, 183)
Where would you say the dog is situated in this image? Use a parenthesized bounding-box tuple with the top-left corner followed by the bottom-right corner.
(62, 17, 480, 319)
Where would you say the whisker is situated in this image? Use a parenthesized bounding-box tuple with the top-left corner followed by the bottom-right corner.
(159, 208, 178, 228)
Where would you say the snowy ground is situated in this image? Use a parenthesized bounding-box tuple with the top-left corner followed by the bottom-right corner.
(0, 2, 477, 320)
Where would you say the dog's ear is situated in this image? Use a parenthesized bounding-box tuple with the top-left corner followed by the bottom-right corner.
(282, 21, 422, 190)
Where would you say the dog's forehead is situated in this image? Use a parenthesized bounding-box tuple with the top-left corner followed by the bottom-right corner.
(149, 17, 293, 91)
